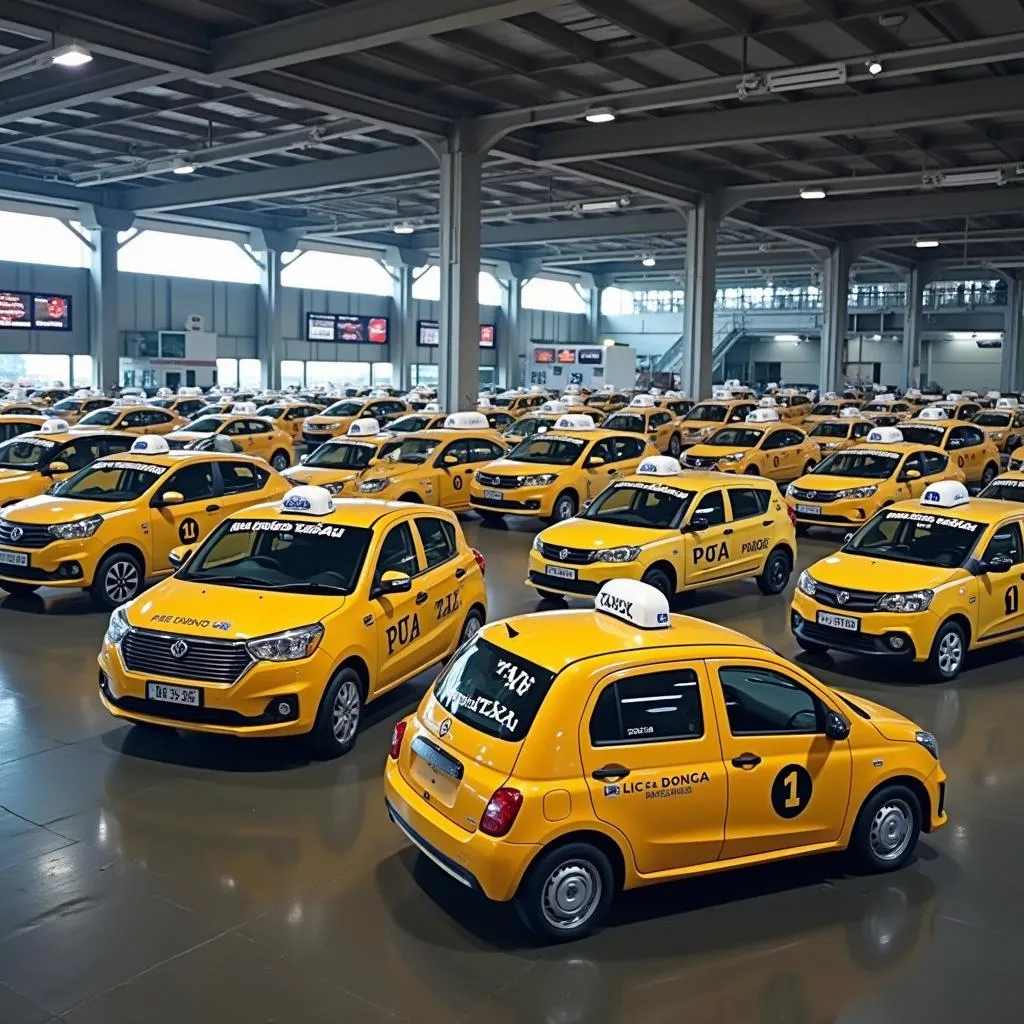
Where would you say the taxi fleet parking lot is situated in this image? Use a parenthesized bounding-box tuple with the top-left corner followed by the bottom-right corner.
(1, 397, 1024, 1021)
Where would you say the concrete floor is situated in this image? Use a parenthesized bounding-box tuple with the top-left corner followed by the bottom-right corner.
(0, 517, 1020, 1023)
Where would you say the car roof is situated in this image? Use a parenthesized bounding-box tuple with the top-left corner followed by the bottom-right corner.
(232, 495, 455, 528)
(618, 470, 778, 490)
(21, 427, 136, 442)
(842, 442, 947, 454)
(889, 495, 1017, 524)
(99, 449, 267, 467)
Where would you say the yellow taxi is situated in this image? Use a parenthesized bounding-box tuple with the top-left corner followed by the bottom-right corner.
(354, 413, 508, 509)
(385, 578, 947, 941)
(255, 400, 326, 442)
(935, 395, 982, 421)
(28, 386, 72, 406)
(0, 435, 290, 607)
(681, 405, 820, 482)
(651, 390, 694, 418)
(388, 405, 449, 434)
(0, 419, 136, 508)
(971, 398, 1024, 455)
(499, 401, 569, 445)
(487, 390, 547, 417)
(979, 471, 1024, 503)
(283, 417, 399, 494)
(807, 409, 876, 454)
(773, 389, 815, 423)
(527, 455, 796, 602)
(0, 414, 49, 444)
(166, 406, 295, 471)
(675, 393, 758, 449)
(600, 394, 685, 457)
(582, 389, 630, 416)
(43, 392, 113, 425)
(475, 398, 520, 431)
(149, 391, 208, 421)
(899, 407, 1001, 487)
(470, 414, 657, 524)
(860, 395, 914, 425)
(97, 484, 488, 756)
(0, 401, 47, 416)
(792, 480, 1024, 680)
(803, 393, 864, 427)
(302, 394, 410, 447)
(71, 401, 186, 436)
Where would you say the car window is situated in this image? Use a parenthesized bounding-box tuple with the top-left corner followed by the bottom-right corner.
(467, 438, 504, 462)
(692, 489, 726, 527)
(759, 430, 787, 451)
(163, 462, 216, 502)
(922, 451, 948, 475)
(246, 419, 272, 435)
(650, 411, 671, 428)
(220, 461, 267, 494)
(589, 669, 703, 745)
(121, 411, 147, 427)
(900, 452, 924, 478)
(375, 521, 420, 579)
(727, 487, 770, 520)
(416, 517, 457, 568)
(983, 522, 1024, 565)
(152, 411, 174, 425)
(586, 439, 615, 465)
(56, 438, 105, 471)
(99, 436, 135, 457)
(616, 436, 648, 459)
(439, 440, 471, 465)
(950, 426, 982, 448)
(851, 421, 873, 438)
(719, 665, 822, 735)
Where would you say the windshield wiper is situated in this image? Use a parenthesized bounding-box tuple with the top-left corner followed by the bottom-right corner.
(186, 572, 271, 587)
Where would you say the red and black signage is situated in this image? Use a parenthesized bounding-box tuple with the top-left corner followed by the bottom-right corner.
(0, 291, 72, 330)
(306, 312, 389, 344)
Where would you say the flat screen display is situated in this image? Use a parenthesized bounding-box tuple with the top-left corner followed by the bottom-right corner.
(305, 312, 389, 344)
(557, 348, 577, 364)
(417, 321, 496, 348)
(577, 348, 603, 365)
(534, 347, 555, 364)
(0, 291, 71, 330)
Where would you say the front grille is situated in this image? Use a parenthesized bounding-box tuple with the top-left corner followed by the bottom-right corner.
(475, 472, 519, 488)
(683, 455, 719, 469)
(812, 582, 883, 612)
(121, 629, 252, 685)
(796, 621, 894, 655)
(538, 542, 595, 565)
(0, 521, 54, 549)
(788, 487, 840, 503)
(529, 570, 600, 595)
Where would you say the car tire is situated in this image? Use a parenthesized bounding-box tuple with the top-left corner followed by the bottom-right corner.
(308, 667, 364, 759)
(668, 433, 682, 458)
(981, 462, 998, 487)
(90, 551, 144, 610)
(641, 566, 674, 601)
(515, 842, 615, 943)
(0, 581, 39, 596)
(925, 619, 967, 682)
(745, 465, 760, 475)
(849, 784, 922, 873)
(795, 635, 829, 656)
(270, 450, 291, 471)
(457, 607, 484, 647)
(546, 491, 578, 524)
(756, 547, 791, 595)
(399, 492, 422, 503)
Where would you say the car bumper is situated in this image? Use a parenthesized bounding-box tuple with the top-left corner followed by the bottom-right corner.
(926, 766, 948, 832)
(383, 758, 538, 902)
(526, 550, 646, 596)
(469, 483, 557, 516)
(97, 638, 326, 737)
(0, 540, 99, 586)
(785, 497, 880, 527)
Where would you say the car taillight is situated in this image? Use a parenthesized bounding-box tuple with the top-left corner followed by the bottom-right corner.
(786, 504, 797, 527)
(472, 547, 486, 576)
(479, 787, 522, 837)
(389, 719, 407, 760)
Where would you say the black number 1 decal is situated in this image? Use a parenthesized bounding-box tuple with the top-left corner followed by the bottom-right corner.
(1006, 585, 1019, 615)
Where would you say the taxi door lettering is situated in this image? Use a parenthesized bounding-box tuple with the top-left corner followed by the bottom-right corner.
(693, 541, 729, 564)
(434, 589, 462, 621)
(1006, 585, 1019, 616)
(386, 612, 420, 655)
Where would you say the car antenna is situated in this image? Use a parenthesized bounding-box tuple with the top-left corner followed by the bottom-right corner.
(505, 623, 520, 639)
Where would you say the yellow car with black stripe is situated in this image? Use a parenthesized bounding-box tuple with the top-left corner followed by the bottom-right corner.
(792, 480, 1024, 681)
(0, 435, 289, 608)
(601, 395, 685, 457)
(527, 455, 796, 603)
(899, 408, 1001, 487)
(166, 408, 295, 471)
(97, 484, 487, 757)
(283, 417, 399, 494)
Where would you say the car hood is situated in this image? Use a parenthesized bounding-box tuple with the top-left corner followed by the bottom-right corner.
(791, 473, 886, 493)
(1, 494, 134, 522)
(808, 552, 967, 593)
(686, 444, 747, 458)
(282, 466, 361, 486)
(128, 577, 346, 640)
(832, 688, 924, 743)
(539, 518, 671, 549)
(482, 458, 571, 477)
(304, 416, 353, 429)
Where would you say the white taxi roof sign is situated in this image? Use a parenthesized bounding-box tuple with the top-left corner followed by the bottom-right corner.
(867, 426, 903, 443)
(347, 417, 380, 437)
(540, 400, 568, 414)
(757, 395, 777, 407)
(905, 388, 923, 399)
(39, 418, 69, 434)
(726, 378, 741, 388)
(554, 414, 596, 430)
(918, 406, 947, 420)
(595, 579, 670, 630)
(629, 394, 656, 408)
(823, 391, 838, 400)
(156, 387, 173, 397)
(422, 402, 441, 412)
(477, 397, 493, 410)
(711, 387, 734, 400)
(444, 411, 489, 430)
(921, 481, 970, 508)
(987, 390, 1002, 399)
(839, 407, 861, 418)
(945, 392, 962, 402)
(131, 435, 170, 454)
(233, 401, 258, 414)
(746, 408, 780, 423)
(997, 397, 1019, 409)
(281, 485, 334, 516)
(529, 385, 546, 394)
(637, 455, 682, 476)
(563, 385, 582, 395)
(870, 393, 895, 404)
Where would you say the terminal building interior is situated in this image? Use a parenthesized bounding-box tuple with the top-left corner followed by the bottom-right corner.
(2, 0, 1024, 1021)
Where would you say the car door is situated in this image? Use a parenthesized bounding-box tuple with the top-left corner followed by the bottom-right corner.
(582, 438, 621, 503)
(216, 460, 272, 516)
(898, 451, 929, 498)
(147, 461, 220, 572)
(434, 439, 471, 507)
(725, 487, 773, 577)
(758, 429, 791, 479)
(648, 410, 672, 450)
(975, 521, 1024, 642)
(709, 661, 852, 859)
(371, 520, 426, 693)
(682, 489, 732, 587)
(579, 661, 727, 874)
(948, 425, 983, 481)
(413, 516, 470, 661)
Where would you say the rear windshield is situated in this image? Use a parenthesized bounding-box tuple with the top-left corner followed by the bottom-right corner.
(900, 425, 946, 446)
(602, 413, 645, 433)
(433, 636, 557, 742)
(975, 412, 1012, 426)
(686, 403, 728, 422)
(979, 479, 1024, 503)
(811, 422, 849, 438)
(706, 427, 763, 447)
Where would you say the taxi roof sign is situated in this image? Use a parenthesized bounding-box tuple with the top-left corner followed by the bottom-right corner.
(444, 411, 489, 430)
(638, 455, 682, 476)
(905, 388, 923, 399)
(347, 417, 380, 436)
(422, 402, 441, 412)
(477, 397, 493, 409)
(595, 579, 671, 630)
(997, 396, 1020, 409)
(945, 392, 962, 402)
(555, 414, 596, 430)
(918, 406, 947, 420)
(758, 395, 777, 407)
(281, 484, 334, 516)
(823, 391, 838, 400)
(131, 435, 170, 454)
(540, 400, 569, 414)
(867, 426, 903, 443)
(711, 387, 734, 400)
(921, 480, 970, 508)
(839, 407, 861, 418)
(987, 390, 1002, 399)
(746, 407, 780, 423)
(629, 394, 656, 408)
(39, 418, 69, 434)
(233, 401, 258, 414)
(563, 384, 582, 394)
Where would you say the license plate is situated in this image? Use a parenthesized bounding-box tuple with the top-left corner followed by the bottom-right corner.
(797, 504, 821, 515)
(146, 682, 201, 706)
(484, 489, 503, 501)
(545, 565, 577, 580)
(411, 758, 458, 807)
(816, 611, 860, 631)
(0, 550, 28, 567)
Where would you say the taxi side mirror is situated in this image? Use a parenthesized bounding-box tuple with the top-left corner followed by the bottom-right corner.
(824, 710, 851, 741)
(442, 454, 459, 467)
(686, 514, 711, 532)
(982, 553, 1013, 574)
(45, 461, 69, 475)
(902, 469, 922, 481)
(843, 532, 855, 544)
(156, 490, 184, 507)
(168, 545, 192, 568)
(300, 454, 308, 464)
(373, 570, 412, 598)
(587, 456, 605, 467)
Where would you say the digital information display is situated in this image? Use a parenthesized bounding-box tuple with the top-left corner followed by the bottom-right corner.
(306, 312, 389, 344)
(557, 348, 577, 364)
(577, 348, 603, 365)
(417, 321, 496, 348)
(534, 347, 556, 364)
(0, 291, 72, 330)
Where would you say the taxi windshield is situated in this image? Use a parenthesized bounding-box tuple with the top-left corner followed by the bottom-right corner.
(776, 395, 805, 407)
(705, 427, 763, 448)
(257, 405, 284, 418)
(78, 409, 120, 426)
(979, 480, 1024, 502)
(687, 403, 728, 422)
(488, 396, 514, 407)
(381, 437, 439, 464)
(899, 425, 946, 446)
(186, 417, 224, 434)
(150, 398, 174, 408)
(811, 422, 849, 439)
(181, 518, 371, 594)
(55, 460, 167, 502)
(602, 413, 645, 433)
(584, 482, 694, 528)
(0, 436, 57, 468)
(974, 412, 1012, 426)
(505, 416, 550, 437)
(845, 509, 983, 566)
(305, 440, 379, 469)
(389, 415, 430, 433)
(810, 403, 840, 416)
(434, 636, 557, 742)
(51, 399, 82, 412)
(816, 450, 900, 479)
(196, 405, 224, 417)
(505, 435, 586, 466)
(323, 400, 363, 417)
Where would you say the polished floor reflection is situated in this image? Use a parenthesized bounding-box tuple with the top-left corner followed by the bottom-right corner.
(0, 518, 1021, 1022)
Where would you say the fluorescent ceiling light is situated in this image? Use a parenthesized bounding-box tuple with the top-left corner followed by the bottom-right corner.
(392, 223, 415, 235)
(579, 199, 622, 212)
(799, 187, 827, 200)
(774, 334, 801, 342)
(867, 59, 883, 76)
(915, 239, 940, 248)
(51, 43, 92, 67)
(766, 63, 846, 94)
(641, 255, 656, 267)
(584, 106, 616, 124)
(172, 163, 196, 175)
(931, 168, 1006, 188)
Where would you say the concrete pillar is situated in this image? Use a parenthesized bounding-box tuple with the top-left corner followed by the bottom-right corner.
(1002, 273, 1023, 393)
(820, 243, 852, 393)
(80, 204, 133, 392)
(902, 265, 925, 390)
(499, 273, 523, 389)
(257, 249, 284, 390)
(588, 285, 602, 347)
(681, 196, 720, 397)
(391, 262, 414, 391)
(438, 135, 482, 411)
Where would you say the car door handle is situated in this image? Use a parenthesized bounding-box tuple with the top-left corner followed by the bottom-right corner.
(723, 528, 733, 535)
(205, 504, 220, 513)
(415, 591, 428, 605)
(731, 752, 761, 769)
(607, 468, 617, 475)
(591, 764, 630, 780)
(762, 520, 772, 527)
(455, 568, 466, 579)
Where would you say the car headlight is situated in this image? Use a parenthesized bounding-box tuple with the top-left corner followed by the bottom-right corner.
(797, 570, 817, 596)
(358, 479, 389, 493)
(720, 451, 747, 462)
(876, 589, 934, 612)
(322, 482, 344, 495)
(246, 623, 324, 662)
(106, 605, 131, 644)
(594, 546, 641, 563)
(834, 485, 878, 500)
(517, 473, 557, 487)
(1010, 459, 1023, 471)
(532, 535, 542, 552)
(48, 514, 103, 540)
(915, 730, 939, 759)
